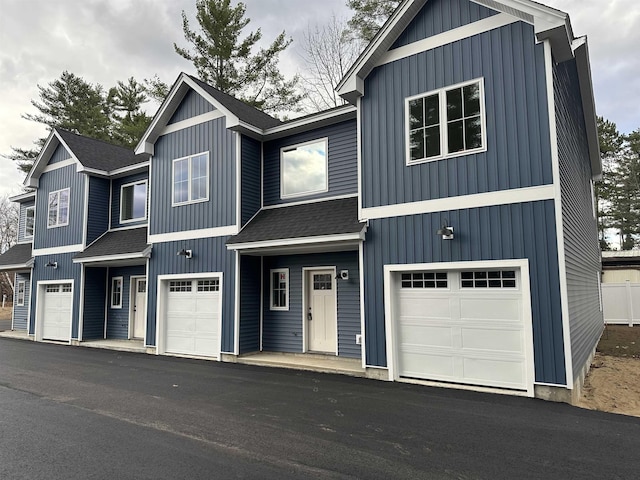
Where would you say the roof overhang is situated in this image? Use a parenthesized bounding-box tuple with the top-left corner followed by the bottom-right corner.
(8, 191, 35, 203)
(72, 246, 152, 266)
(261, 106, 357, 141)
(227, 231, 366, 256)
(0, 258, 34, 272)
(23, 129, 80, 188)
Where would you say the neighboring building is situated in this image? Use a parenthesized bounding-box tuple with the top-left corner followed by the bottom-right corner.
(601, 250, 640, 326)
(0, 0, 602, 403)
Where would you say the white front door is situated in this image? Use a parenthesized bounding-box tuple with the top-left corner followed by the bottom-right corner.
(133, 278, 146, 339)
(41, 283, 72, 342)
(307, 270, 337, 353)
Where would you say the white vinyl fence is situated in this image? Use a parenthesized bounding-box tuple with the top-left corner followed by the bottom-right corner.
(602, 282, 640, 326)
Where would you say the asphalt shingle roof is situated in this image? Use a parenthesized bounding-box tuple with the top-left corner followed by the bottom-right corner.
(227, 197, 364, 245)
(187, 75, 283, 130)
(0, 243, 33, 269)
(74, 227, 149, 260)
(56, 129, 149, 172)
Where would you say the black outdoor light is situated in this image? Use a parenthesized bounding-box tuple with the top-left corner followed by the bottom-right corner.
(45, 260, 58, 269)
(436, 219, 454, 240)
(177, 248, 193, 259)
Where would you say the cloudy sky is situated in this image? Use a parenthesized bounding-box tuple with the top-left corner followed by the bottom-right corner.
(0, 0, 638, 198)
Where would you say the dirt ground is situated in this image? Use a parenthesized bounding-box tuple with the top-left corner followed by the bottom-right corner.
(0, 307, 11, 321)
(578, 326, 640, 417)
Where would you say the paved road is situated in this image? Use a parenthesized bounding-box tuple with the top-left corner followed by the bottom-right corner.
(0, 339, 638, 479)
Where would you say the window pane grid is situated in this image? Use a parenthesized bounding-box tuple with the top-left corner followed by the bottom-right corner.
(197, 279, 219, 292)
(169, 281, 192, 292)
(401, 272, 448, 289)
(313, 274, 332, 291)
(461, 270, 517, 288)
(271, 270, 288, 309)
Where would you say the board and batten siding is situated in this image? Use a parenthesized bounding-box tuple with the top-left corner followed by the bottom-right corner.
(554, 58, 604, 382)
(86, 177, 110, 246)
(241, 135, 261, 226)
(146, 237, 236, 352)
(12, 272, 30, 330)
(362, 22, 552, 208)
(48, 144, 72, 164)
(82, 267, 107, 340)
(33, 164, 85, 250)
(239, 255, 261, 354)
(391, 0, 498, 48)
(17, 200, 35, 243)
(29, 252, 82, 338)
(168, 89, 215, 124)
(110, 171, 149, 229)
(262, 252, 361, 358)
(363, 200, 566, 385)
(262, 120, 358, 206)
(149, 119, 237, 235)
(106, 265, 146, 339)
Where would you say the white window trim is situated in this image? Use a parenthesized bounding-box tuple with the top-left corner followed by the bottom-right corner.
(270, 268, 289, 311)
(405, 78, 487, 166)
(24, 206, 35, 238)
(119, 179, 148, 224)
(280, 137, 329, 199)
(47, 188, 70, 229)
(171, 151, 210, 207)
(111, 277, 123, 309)
(16, 281, 25, 307)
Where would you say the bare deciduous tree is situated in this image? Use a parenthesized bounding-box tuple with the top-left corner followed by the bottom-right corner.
(0, 196, 19, 301)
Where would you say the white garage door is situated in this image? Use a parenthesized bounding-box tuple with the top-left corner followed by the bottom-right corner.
(396, 269, 528, 391)
(42, 283, 72, 342)
(164, 279, 220, 357)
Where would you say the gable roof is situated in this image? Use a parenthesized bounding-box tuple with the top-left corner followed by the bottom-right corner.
(24, 128, 149, 188)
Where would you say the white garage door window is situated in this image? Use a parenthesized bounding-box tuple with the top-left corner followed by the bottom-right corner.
(396, 269, 528, 391)
(42, 283, 73, 342)
(164, 279, 220, 357)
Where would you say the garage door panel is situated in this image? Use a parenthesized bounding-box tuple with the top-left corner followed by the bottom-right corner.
(398, 294, 451, 317)
(461, 328, 524, 352)
(399, 324, 453, 347)
(401, 352, 455, 379)
(41, 284, 72, 342)
(463, 357, 526, 388)
(460, 297, 521, 321)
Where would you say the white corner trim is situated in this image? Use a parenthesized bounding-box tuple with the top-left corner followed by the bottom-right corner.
(361, 185, 555, 220)
(544, 39, 573, 389)
(148, 225, 239, 243)
(358, 241, 366, 369)
(236, 132, 242, 228)
(33, 244, 84, 256)
(160, 110, 224, 136)
(377, 13, 520, 67)
(234, 252, 240, 356)
(356, 97, 363, 221)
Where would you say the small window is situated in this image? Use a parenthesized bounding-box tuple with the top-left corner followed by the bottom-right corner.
(401, 272, 448, 289)
(120, 181, 147, 223)
(406, 79, 485, 164)
(461, 270, 516, 289)
(172, 153, 209, 206)
(169, 281, 192, 292)
(197, 279, 219, 292)
(281, 139, 328, 198)
(16, 281, 25, 306)
(111, 277, 123, 308)
(313, 274, 333, 290)
(46, 285, 59, 293)
(270, 269, 289, 310)
(25, 206, 35, 238)
(48, 188, 70, 228)
(62, 284, 72, 293)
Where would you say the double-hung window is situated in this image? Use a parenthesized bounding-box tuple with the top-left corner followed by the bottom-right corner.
(270, 269, 289, 310)
(120, 180, 147, 223)
(48, 188, 70, 228)
(281, 138, 328, 198)
(111, 277, 123, 309)
(172, 153, 209, 206)
(16, 281, 25, 307)
(406, 78, 486, 164)
(25, 206, 35, 238)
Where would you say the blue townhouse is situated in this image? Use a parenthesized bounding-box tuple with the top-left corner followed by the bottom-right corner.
(0, 0, 602, 403)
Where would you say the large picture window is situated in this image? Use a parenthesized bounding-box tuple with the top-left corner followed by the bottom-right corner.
(25, 206, 35, 238)
(281, 139, 328, 198)
(172, 153, 209, 206)
(270, 269, 289, 310)
(48, 188, 70, 228)
(120, 180, 147, 223)
(406, 79, 485, 164)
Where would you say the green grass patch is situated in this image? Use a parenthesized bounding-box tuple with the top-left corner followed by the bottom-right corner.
(597, 325, 640, 357)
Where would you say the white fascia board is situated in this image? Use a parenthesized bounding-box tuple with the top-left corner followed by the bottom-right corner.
(8, 191, 36, 203)
(148, 225, 239, 243)
(0, 262, 33, 272)
(108, 162, 150, 178)
(77, 166, 109, 177)
(24, 130, 72, 187)
(32, 244, 84, 256)
(262, 105, 357, 139)
(72, 248, 152, 265)
(160, 110, 225, 136)
(227, 231, 366, 252)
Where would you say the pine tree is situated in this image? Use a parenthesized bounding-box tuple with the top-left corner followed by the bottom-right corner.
(108, 78, 153, 148)
(346, 0, 400, 42)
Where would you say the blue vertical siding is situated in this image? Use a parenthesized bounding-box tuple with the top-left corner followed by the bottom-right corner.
(12, 272, 30, 330)
(168, 89, 215, 124)
(33, 164, 85, 249)
(362, 22, 552, 208)
(149, 119, 237, 235)
(82, 267, 107, 340)
(363, 201, 566, 385)
(48, 144, 71, 164)
(17, 200, 35, 243)
(392, 0, 498, 48)
(262, 120, 358, 206)
(87, 177, 110, 245)
(106, 265, 146, 339)
(146, 238, 236, 351)
(110, 171, 149, 229)
(262, 251, 361, 358)
(241, 135, 261, 226)
(29, 253, 83, 339)
(239, 255, 261, 354)
(554, 59, 603, 382)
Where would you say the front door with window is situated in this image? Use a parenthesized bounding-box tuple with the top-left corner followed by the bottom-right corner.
(133, 278, 146, 339)
(307, 270, 337, 353)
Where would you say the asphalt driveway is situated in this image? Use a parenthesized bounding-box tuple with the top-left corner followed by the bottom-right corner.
(0, 338, 638, 479)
